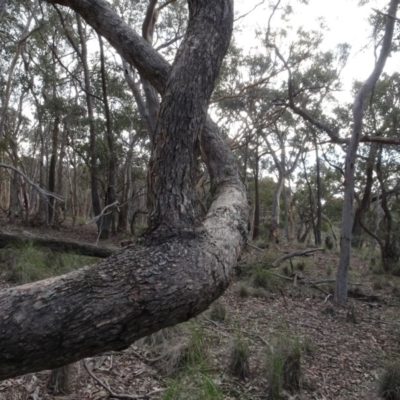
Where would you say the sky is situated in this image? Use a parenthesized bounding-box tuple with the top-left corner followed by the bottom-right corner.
(233, 0, 396, 102)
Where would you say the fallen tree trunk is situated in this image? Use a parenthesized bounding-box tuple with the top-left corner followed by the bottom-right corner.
(0, 232, 117, 258)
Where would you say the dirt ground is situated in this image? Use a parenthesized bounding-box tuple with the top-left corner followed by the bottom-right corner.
(1, 222, 399, 399)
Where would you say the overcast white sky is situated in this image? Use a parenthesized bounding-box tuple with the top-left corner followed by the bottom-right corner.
(234, 0, 397, 102)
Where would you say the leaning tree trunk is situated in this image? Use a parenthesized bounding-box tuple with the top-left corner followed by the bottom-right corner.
(0, 0, 248, 381)
(336, 0, 398, 305)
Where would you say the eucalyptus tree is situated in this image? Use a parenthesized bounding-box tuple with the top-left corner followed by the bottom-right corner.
(0, 0, 249, 380)
(268, 0, 400, 304)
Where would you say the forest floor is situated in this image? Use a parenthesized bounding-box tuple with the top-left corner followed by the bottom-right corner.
(1, 220, 400, 399)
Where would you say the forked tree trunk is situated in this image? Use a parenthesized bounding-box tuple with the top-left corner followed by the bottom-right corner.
(0, 0, 248, 381)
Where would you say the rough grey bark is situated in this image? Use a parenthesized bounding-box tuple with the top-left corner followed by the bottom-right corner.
(147, 0, 234, 231)
(335, 0, 399, 305)
(140, 0, 160, 144)
(0, 0, 249, 381)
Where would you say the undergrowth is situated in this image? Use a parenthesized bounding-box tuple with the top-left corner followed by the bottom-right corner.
(0, 243, 97, 284)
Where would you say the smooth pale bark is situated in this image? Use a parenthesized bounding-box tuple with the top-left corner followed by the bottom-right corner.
(335, 0, 399, 305)
(0, 0, 249, 381)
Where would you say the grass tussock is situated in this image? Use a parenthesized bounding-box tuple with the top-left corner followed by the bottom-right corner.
(209, 301, 226, 322)
(155, 326, 209, 376)
(162, 372, 223, 400)
(229, 338, 250, 380)
(378, 360, 400, 400)
(0, 243, 97, 284)
(251, 268, 280, 291)
(266, 337, 302, 399)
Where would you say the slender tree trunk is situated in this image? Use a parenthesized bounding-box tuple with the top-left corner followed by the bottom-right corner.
(252, 156, 260, 239)
(55, 123, 67, 224)
(352, 142, 377, 246)
(48, 116, 60, 224)
(98, 34, 116, 239)
(314, 136, 322, 245)
(118, 131, 136, 232)
(336, 0, 398, 305)
(76, 16, 103, 233)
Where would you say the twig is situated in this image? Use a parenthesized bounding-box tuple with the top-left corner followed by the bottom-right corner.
(373, 7, 400, 22)
(83, 359, 164, 399)
(246, 242, 265, 252)
(0, 163, 63, 202)
(235, 0, 265, 22)
(86, 201, 120, 225)
(130, 350, 164, 364)
(272, 248, 323, 267)
(287, 320, 324, 333)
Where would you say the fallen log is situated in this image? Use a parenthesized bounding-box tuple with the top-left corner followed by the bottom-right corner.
(0, 232, 117, 258)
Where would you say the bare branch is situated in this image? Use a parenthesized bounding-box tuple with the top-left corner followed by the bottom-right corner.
(155, 34, 184, 51)
(156, 0, 177, 12)
(272, 248, 323, 267)
(0, 163, 63, 202)
(210, 73, 281, 104)
(235, 0, 265, 22)
(373, 7, 400, 22)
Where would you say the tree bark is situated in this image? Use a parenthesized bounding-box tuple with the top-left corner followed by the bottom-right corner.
(252, 136, 260, 239)
(0, 0, 249, 381)
(335, 0, 399, 305)
(352, 142, 377, 246)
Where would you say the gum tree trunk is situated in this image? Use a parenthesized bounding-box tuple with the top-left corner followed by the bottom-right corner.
(0, 0, 249, 381)
(335, 0, 399, 305)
